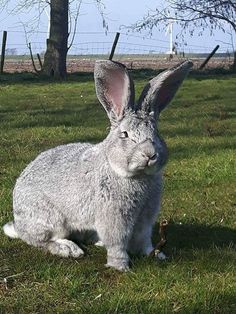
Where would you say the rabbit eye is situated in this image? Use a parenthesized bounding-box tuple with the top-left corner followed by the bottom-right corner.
(120, 131, 129, 138)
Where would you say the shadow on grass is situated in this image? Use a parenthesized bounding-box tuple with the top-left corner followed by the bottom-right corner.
(2, 222, 235, 264)
(159, 222, 236, 251)
(0, 68, 235, 86)
(0, 71, 94, 85)
(130, 66, 236, 80)
(145, 222, 235, 268)
(129, 222, 236, 269)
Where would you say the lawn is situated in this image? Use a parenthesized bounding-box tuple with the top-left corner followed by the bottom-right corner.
(0, 69, 236, 313)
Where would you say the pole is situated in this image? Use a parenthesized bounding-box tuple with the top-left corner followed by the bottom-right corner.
(109, 32, 120, 61)
(199, 45, 220, 69)
(170, 22, 173, 54)
(1, 31, 7, 74)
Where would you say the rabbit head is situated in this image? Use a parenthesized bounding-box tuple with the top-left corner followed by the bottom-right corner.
(94, 60, 192, 178)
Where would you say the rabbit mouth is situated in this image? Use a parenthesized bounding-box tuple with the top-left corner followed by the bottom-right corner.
(109, 162, 156, 178)
(108, 156, 158, 177)
(128, 161, 157, 175)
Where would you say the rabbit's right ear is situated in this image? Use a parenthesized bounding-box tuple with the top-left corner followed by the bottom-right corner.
(136, 60, 193, 119)
(94, 60, 135, 122)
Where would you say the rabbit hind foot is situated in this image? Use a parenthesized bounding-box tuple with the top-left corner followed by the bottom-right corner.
(47, 239, 84, 258)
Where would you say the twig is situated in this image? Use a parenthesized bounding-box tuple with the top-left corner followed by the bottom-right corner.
(150, 219, 168, 258)
(28, 42, 40, 73)
(0, 272, 25, 290)
(1, 271, 25, 281)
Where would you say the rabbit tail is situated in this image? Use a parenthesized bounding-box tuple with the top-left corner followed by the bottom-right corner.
(3, 221, 19, 239)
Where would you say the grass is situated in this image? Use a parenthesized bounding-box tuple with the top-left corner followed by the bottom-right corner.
(0, 70, 236, 313)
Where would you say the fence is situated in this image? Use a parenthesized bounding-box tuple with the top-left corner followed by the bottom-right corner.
(1, 30, 234, 73)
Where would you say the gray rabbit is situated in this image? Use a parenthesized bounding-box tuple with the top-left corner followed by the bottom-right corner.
(3, 60, 192, 271)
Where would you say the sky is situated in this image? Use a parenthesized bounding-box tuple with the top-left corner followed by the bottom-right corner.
(0, 0, 234, 55)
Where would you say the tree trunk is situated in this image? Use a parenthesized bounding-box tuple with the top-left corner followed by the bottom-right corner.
(42, 0, 69, 78)
(232, 51, 236, 72)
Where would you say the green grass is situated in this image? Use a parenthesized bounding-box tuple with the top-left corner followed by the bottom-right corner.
(0, 70, 236, 313)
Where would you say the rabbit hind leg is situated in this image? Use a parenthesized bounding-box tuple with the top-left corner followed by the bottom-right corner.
(128, 223, 154, 256)
(15, 219, 84, 258)
(47, 239, 84, 258)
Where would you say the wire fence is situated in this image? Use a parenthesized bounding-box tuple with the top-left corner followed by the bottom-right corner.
(1, 30, 234, 73)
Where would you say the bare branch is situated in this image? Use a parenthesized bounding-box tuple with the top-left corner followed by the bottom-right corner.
(127, 0, 236, 43)
(68, 0, 82, 49)
(28, 42, 40, 73)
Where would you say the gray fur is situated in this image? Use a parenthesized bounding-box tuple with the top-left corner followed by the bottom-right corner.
(3, 60, 192, 271)
(137, 60, 193, 118)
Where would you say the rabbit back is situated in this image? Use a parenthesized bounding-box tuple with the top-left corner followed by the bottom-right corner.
(13, 142, 97, 239)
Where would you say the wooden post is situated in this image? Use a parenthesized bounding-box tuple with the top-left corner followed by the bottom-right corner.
(0, 31, 7, 74)
(37, 53, 43, 69)
(199, 45, 220, 70)
(109, 32, 120, 61)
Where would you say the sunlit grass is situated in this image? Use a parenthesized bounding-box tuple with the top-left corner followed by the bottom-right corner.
(0, 71, 236, 313)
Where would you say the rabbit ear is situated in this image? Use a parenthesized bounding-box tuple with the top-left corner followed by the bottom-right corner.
(94, 60, 135, 121)
(136, 60, 193, 119)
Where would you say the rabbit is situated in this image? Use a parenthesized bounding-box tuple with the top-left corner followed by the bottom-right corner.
(3, 60, 193, 271)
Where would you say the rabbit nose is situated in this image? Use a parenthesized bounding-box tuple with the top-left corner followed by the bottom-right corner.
(141, 152, 158, 166)
(150, 153, 157, 160)
(148, 153, 158, 166)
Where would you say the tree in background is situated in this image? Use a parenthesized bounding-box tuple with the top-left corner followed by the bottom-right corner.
(42, 0, 69, 78)
(130, 0, 236, 71)
(0, 0, 107, 78)
(43, 0, 107, 78)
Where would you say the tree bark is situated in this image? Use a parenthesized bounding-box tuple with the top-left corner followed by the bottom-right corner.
(42, 0, 69, 78)
(232, 51, 236, 72)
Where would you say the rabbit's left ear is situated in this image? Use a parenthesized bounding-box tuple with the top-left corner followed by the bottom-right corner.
(137, 60, 193, 119)
(94, 60, 135, 121)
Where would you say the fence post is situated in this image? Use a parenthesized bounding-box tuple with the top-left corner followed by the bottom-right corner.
(109, 32, 120, 61)
(199, 45, 220, 70)
(0, 31, 7, 74)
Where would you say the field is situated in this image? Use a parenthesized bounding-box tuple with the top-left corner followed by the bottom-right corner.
(3, 54, 234, 73)
(0, 69, 236, 313)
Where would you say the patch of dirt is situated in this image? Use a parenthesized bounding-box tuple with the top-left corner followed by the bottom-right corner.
(2, 56, 233, 73)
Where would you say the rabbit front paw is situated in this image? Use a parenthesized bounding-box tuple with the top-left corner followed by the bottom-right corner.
(106, 248, 130, 272)
(105, 259, 130, 272)
(47, 239, 84, 258)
